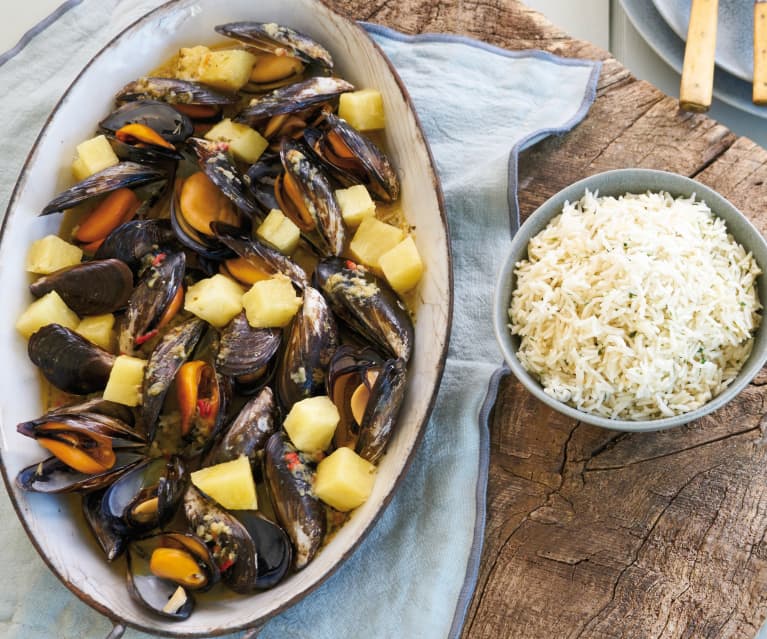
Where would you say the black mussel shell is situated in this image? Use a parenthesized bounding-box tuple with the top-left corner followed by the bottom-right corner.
(187, 138, 262, 220)
(314, 257, 414, 362)
(356, 357, 407, 463)
(127, 531, 219, 620)
(16, 452, 145, 494)
(315, 113, 400, 202)
(141, 318, 205, 439)
(264, 431, 326, 570)
(107, 134, 183, 164)
(245, 154, 282, 211)
(119, 251, 185, 355)
(102, 456, 187, 536)
(233, 510, 291, 589)
(47, 397, 136, 427)
(212, 222, 308, 288)
(183, 485, 258, 593)
(116, 77, 238, 106)
(215, 22, 333, 68)
(29, 259, 133, 315)
(277, 138, 344, 256)
(216, 311, 281, 378)
(28, 324, 116, 395)
(99, 100, 193, 144)
(17, 410, 145, 446)
(41, 162, 166, 216)
(205, 386, 276, 468)
(277, 286, 339, 410)
(234, 77, 353, 126)
(169, 182, 236, 261)
(95, 219, 177, 273)
(83, 489, 126, 561)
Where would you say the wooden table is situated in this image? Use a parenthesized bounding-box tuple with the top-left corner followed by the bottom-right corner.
(326, 1, 767, 637)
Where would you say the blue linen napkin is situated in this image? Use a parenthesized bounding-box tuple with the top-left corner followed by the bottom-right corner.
(0, 3, 599, 637)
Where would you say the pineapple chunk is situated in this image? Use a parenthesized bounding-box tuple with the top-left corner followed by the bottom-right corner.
(204, 118, 268, 164)
(16, 291, 79, 339)
(256, 209, 301, 254)
(338, 89, 386, 131)
(335, 185, 375, 227)
(72, 135, 119, 181)
(242, 275, 302, 328)
(75, 314, 115, 351)
(349, 217, 405, 269)
(102, 355, 147, 407)
(379, 236, 424, 294)
(177, 45, 257, 92)
(283, 396, 340, 453)
(190, 456, 258, 510)
(184, 274, 244, 328)
(26, 235, 83, 274)
(314, 447, 376, 511)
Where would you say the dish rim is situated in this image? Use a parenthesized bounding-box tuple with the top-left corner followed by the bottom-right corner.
(493, 167, 767, 433)
(0, 0, 453, 635)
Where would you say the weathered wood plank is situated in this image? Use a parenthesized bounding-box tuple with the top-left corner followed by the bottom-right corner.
(323, 0, 767, 636)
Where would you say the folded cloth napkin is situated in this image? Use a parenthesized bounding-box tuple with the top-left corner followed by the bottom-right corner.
(0, 3, 599, 638)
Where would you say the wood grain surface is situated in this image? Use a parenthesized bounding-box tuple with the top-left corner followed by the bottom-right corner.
(326, 1, 767, 637)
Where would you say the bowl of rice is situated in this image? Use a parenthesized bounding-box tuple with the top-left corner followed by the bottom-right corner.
(494, 168, 767, 431)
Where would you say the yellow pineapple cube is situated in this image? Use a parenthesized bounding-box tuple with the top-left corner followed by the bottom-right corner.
(335, 185, 375, 227)
(204, 118, 268, 164)
(26, 235, 83, 274)
(184, 274, 244, 328)
(16, 291, 79, 339)
(256, 209, 301, 254)
(314, 447, 376, 511)
(102, 355, 147, 407)
(379, 236, 424, 294)
(283, 396, 340, 453)
(338, 89, 386, 131)
(242, 275, 302, 328)
(75, 314, 115, 351)
(71, 135, 119, 181)
(190, 456, 258, 510)
(349, 217, 405, 269)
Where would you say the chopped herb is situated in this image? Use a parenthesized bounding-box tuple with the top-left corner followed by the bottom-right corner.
(629, 331, 637, 338)
(628, 292, 636, 298)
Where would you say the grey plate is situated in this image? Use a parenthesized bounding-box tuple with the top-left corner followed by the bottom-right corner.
(493, 168, 767, 432)
(620, 0, 767, 118)
(652, 0, 752, 82)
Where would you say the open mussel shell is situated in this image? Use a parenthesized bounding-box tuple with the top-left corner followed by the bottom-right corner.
(264, 431, 326, 570)
(232, 510, 292, 590)
(183, 485, 258, 593)
(99, 100, 193, 144)
(95, 219, 177, 274)
(276, 138, 344, 256)
(28, 324, 116, 395)
(29, 258, 133, 315)
(141, 318, 205, 439)
(356, 357, 407, 463)
(245, 154, 282, 211)
(204, 386, 277, 468)
(46, 397, 136, 426)
(102, 456, 187, 536)
(187, 138, 262, 220)
(16, 451, 145, 494)
(277, 286, 339, 410)
(83, 489, 126, 561)
(215, 22, 333, 69)
(107, 134, 183, 164)
(116, 77, 238, 106)
(127, 531, 219, 620)
(234, 76, 353, 126)
(119, 251, 186, 355)
(312, 113, 400, 202)
(40, 162, 166, 215)
(314, 257, 414, 362)
(216, 310, 281, 378)
(169, 180, 235, 261)
(212, 222, 308, 288)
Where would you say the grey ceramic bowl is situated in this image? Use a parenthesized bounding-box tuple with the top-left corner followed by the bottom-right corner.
(493, 168, 767, 432)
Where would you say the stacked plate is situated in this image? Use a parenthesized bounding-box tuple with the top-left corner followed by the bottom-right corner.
(620, 0, 767, 118)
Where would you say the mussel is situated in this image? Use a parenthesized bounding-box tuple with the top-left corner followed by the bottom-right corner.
(314, 257, 414, 361)
(83, 489, 126, 561)
(277, 286, 339, 409)
(28, 324, 116, 395)
(116, 77, 238, 108)
(99, 100, 193, 144)
(95, 219, 177, 273)
(29, 259, 133, 315)
(216, 311, 281, 394)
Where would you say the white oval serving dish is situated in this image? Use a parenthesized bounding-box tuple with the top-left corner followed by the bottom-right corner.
(0, 0, 451, 635)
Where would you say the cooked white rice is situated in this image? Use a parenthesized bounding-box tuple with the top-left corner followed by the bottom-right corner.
(508, 189, 762, 420)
